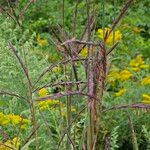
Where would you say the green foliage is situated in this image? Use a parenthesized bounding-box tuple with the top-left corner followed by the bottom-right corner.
(111, 126, 119, 150)
(0, 0, 150, 149)
(142, 125, 150, 150)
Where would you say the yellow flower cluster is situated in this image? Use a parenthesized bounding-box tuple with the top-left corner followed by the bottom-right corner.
(107, 69, 133, 84)
(38, 88, 59, 110)
(79, 46, 96, 58)
(115, 88, 127, 97)
(130, 55, 149, 72)
(98, 27, 122, 45)
(38, 89, 77, 115)
(141, 94, 150, 104)
(39, 88, 48, 97)
(0, 112, 29, 129)
(0, 137, 20, 150)
(37, 34, 48, 46)
(141, 75, 150, 85)
(119, 70, 133, 80)
(37, 100, 59, 110)
(79, 46, 88, 58)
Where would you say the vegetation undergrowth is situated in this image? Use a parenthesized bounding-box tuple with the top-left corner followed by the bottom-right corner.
(0, 0, 150, 149)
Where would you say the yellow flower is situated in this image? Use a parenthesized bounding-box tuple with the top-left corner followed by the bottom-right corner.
(107, 65, 120, 84)
(38, 88, 60, 110)
(115, 88, 126, 97)
(141, 76, 150, 85)
(39, 88, 48, 97)
(8, 114, 22, 124)
(37, 34, 48, 46)
(107, 71, 120, 83)
(130, 55, 149, 71)
(107, 68, 132, 84)
(0, 112, 29, 128)
(98, 27, 122, 45)
(79, 46, 88, 57)
(140, 64, 149, 69)
(141, 94, 150, 104)
(0, 113, 9, 125)
(119, 70, 132, 81)
(37, 100, 59, 111)
(0, 137, 21, 150)
(131, 67, 141, 72)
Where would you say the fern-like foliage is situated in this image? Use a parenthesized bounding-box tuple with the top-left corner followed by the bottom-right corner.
(111, 126, 119, 150)
(142, 125, 150, 150)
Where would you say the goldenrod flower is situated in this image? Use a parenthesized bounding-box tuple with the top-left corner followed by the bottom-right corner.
(130, 55, 149, 71)
(37, 34, 48, 46)
(141, 76, 150, 85)
(39, 88, 48, 97)
(79, 46, 88, 57)
(107, 70, 120, 84)
(0, 137, 21, 150)
(140, 64, 149, 69)
(38, 88, 60, 110)
(0, 112, 29, 129)
(37, 100, 59, 111)
(115, 88, 126, 97)
(107, 68, 132, 84)
(119, 70, 132, 81)
(8, 114, 22, 125)
(141, 94, 150, 104)
(98, 27, 122, 45)
(107, 65, 120, 84)
(0, 113, 9, 125)
(131, 67, 141, 72)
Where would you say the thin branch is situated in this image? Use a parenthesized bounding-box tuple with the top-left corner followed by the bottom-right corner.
(105, 0, 133, 40)
(0, 129, 10, 141)
(38, 109, 52, 140)
(58, 106, 87, 149)
(56, 25, 80, 91)
(106, 42, 119, 55)
(73, 0, 79, 37)
(22, 125, 40, 147)
(61, 38, 103, 47)
(61, 39, 119, 56)
(102, 103, 150, 113)
(8, 42, 33, 88)
(127, 114, 139, 150)
(33, 81, 87, 93)
(0, 90, 27, 101)
(32, 58, 68, 87)
(0, 142, 14, 150)
(19, 1, 32, 20)
(7, 0, 21, 26)
(33, 57, 90, 88)
(66, 129, 76, 149)
(33, 91, 98, 102)
(0, 5, 16, 22)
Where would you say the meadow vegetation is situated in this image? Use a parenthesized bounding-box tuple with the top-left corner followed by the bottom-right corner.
(0, 0, 150, 149)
